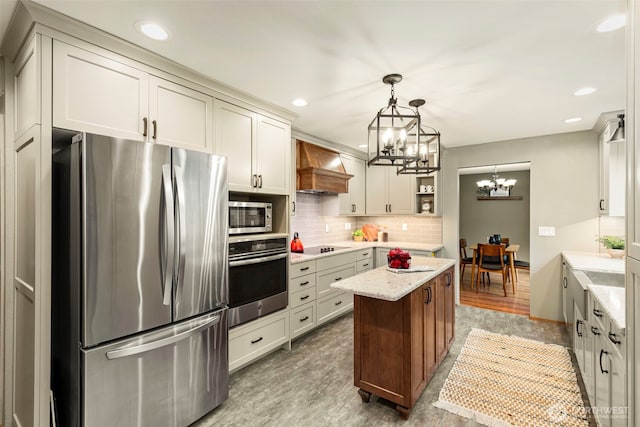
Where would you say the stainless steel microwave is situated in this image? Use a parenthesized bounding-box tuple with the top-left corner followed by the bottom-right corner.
(229, 201, 272, 235)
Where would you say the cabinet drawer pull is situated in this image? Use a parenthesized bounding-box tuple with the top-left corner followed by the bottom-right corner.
(599, 349, 609, 374)
(300, 295, 310, 301)
(152, 120, 157, 139)
(593, 308, 603, 318)
(362, 252, 369, 256)
(591, 326, 600, 336)
(334, 277, 342, 281)
(292, 201, 296, 213)
(300, 267, 310, 272)
(362, 263, 369, 267)
(143, 117, 148, 137)
(300, 316, 309, 322)
(576, 320, 583, 337)
(608, 332, 621, 345)
(299, 281, 310, 286)
(334, 300, 342, 306)
(250, 337, 263, 344)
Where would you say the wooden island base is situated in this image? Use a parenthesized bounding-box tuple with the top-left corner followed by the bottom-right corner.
(353, 266, 455, 419)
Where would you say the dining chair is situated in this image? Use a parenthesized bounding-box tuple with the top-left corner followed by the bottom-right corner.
(459, 238, 473, 284)
(476, 243, 509, 296)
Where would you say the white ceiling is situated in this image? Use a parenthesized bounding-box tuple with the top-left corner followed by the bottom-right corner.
(23, 1, 628, 149)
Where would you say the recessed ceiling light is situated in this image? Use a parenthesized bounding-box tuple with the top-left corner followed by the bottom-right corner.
(357, 144, 368, 148)
(135, 21, 169, 41)
(574, 87, 597, 96)
(564, 117, 582, 123)
(597, 14, 626, 33)
(291, 98, 308, 107)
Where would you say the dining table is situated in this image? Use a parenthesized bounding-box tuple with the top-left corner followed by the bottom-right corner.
(468, 243, 520, 292)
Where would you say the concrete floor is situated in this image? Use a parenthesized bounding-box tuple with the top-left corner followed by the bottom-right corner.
(194, 305, 571, 427)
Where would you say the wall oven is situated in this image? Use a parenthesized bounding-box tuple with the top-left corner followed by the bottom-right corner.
(228, 235, 288, 327)
(229, 201, 272, 235)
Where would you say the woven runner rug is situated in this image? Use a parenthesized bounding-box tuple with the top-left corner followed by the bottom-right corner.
(433, 328, 589, 427)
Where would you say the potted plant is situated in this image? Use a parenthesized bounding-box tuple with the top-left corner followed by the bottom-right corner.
(352, 229, 364, 242)
(597, 235, 625, 258)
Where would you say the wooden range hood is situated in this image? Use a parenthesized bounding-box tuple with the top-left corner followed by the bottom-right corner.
(296, 140, 353, 193)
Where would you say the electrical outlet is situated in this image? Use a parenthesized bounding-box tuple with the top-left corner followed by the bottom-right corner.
(344, 223, 351, 230)
(402, 223, 408, 231)
(325, 224, 329, 233)
(538, 226, 556, 237)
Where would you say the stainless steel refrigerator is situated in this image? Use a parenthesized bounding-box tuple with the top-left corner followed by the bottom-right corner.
(51, 131, 229, 427)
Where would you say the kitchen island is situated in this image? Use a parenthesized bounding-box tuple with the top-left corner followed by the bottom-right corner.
(331, 256, 456, 419)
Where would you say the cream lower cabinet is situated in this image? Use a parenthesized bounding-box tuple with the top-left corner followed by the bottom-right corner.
(228, 309, 289, 373)
(366, 166, 414, 215)
(214, 99, 291, 194)
(52, 40, 213, 152)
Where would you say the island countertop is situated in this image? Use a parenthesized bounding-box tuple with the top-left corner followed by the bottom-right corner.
(330, 256, 455, 302)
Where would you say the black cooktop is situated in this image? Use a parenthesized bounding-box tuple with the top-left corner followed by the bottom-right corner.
(302, 245, 350, 255)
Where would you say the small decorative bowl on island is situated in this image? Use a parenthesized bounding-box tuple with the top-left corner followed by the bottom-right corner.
(387, 248, 411, 269)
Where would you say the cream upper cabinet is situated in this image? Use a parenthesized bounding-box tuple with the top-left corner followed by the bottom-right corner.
(214, 99, 290, 194)
(14, 35, 41, 139)
(53, 40, 148, 141)
(148, 76, 213, 152)
(53, 40, 213, 152)
(338, 154, 366, 215)
(366, 166, 414, 215)
(598, 118, 625, 216)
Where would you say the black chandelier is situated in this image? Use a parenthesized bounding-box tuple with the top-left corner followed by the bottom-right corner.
(367, 74, 441, 175)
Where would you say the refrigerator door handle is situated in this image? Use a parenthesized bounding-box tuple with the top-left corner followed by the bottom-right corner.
(160, 164, 175, 306)
(106, 314, 221, 360)
(173, 165, 187, 303)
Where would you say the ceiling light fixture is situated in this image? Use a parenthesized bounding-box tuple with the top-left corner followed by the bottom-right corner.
(135, 21, 169, 41)
(574, 87, 597, 96)
(292, 98, 308, 107)
(367, 74, 441, 175)
(476, 166, 517, 197)
(597, 14, 626, 33)
(357, 144, 368, 148)
(609, 113, 625, 143)
(564, 117, 582, 123)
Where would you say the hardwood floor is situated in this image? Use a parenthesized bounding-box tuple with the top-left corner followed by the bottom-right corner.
(459, 267, 530, 316)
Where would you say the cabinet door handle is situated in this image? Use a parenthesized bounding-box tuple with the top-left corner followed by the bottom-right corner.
(152, 120, 157, 139)
(143, 117, 148, 137)
(252, 174, 258, 187)
(334, 300, 342, 306)
(599, 199, 605, 210)
(300, 316, 309, 322)
(446, 272, 452, 287)
(424, 286, 432, 304)
(388, 204, 391, 213)
(299, 281, 310, 286)
(608, 332, 621, 345)
(250, 336, 263, 344)
(300, 295, 310, 301)
(300, 267, 310, 272)
(591, 326, 601, 336)
(352, 204, 356, 212)
(292, 201, 296, 213)
(599, 349, 609, 374)
(593, 308, 603, 318)
(563, 277, 567, 288)
(576, 320, 583, 337)
(258, 175, 263, 188)
(334, 277, 342, 281)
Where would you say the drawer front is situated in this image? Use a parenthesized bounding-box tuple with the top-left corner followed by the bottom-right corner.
(229, 311, 288, 372)
(356, 249, 373, 260)
(608, 321, 626, 360)
(289, 287, 317, 309)
(590, 296, 606, 329)
(317, 265, 356, 298)
(317, 292, 353, 325)
(316, 252, 357, 271)
(356, 259, 373, 273)
(290, 260, 316, 278)
(289, 273, 316, 294)
(290, 302, 316, 339)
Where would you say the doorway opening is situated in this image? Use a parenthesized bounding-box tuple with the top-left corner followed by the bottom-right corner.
(458, 162, 531, 316)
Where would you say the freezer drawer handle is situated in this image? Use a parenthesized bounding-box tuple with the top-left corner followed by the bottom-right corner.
(160, 165, 175, 306)
(106, 314, 221, 360)
(174, 166, 187, 303)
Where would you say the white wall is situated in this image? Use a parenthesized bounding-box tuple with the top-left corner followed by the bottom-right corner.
(442, 130, 599, 321)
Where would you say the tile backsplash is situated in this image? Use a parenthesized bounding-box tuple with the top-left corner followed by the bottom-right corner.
(290, 193, 442, 247)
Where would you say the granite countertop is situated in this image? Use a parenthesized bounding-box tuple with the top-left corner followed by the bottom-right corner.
(562, 251, 625, 274)
(330, 256, 455, 302)
(587, 284, 625, 331)
(290, 241, 444, 264)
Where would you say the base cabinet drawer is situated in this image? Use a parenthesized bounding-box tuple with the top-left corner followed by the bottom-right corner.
(290, 260, 316, 278)
(317, 265, 356, 298)
(289, 273, 316, 294)
(289, 287, 317, 309)
(229, 310, 289, 372)
(317, 292, 353, 325)
(290, 302, 316, 339)
(356, 259, 373, 273)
